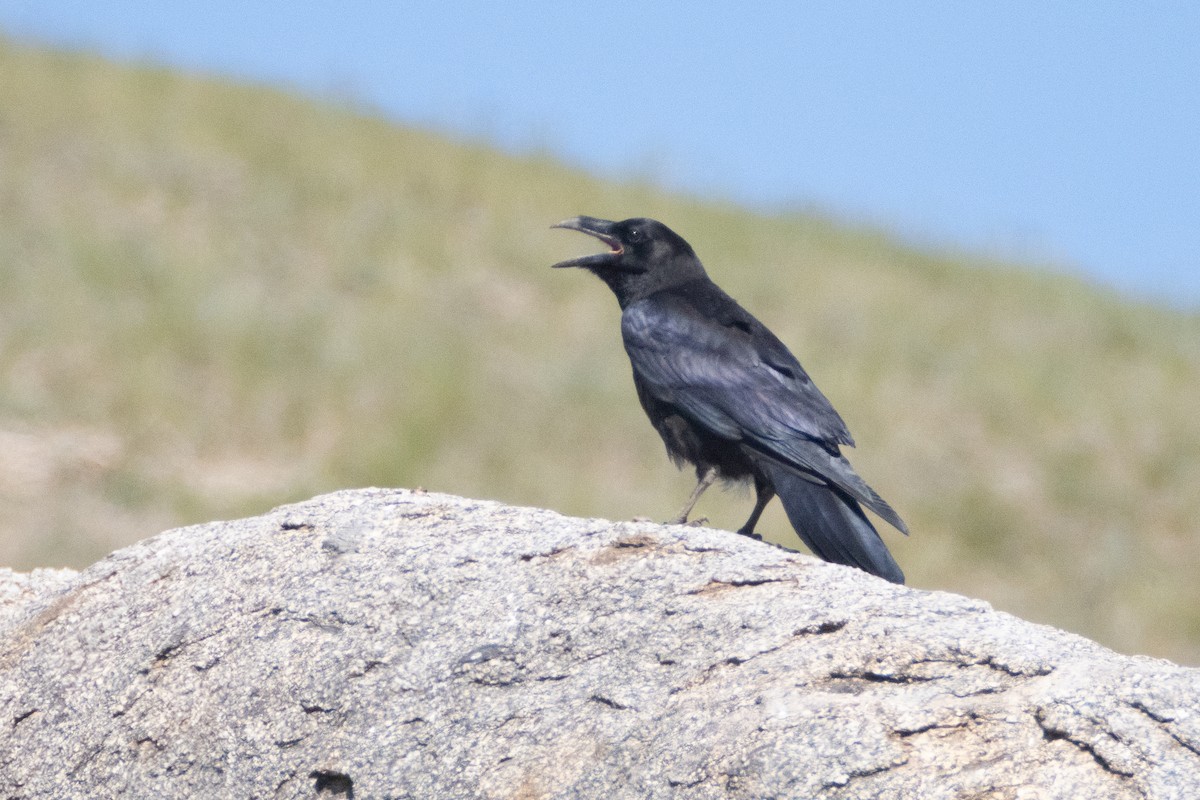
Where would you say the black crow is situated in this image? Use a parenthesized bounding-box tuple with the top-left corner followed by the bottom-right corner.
(552, 216, 908, 583)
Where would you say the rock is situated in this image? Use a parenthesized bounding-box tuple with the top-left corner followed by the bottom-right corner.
(1, 488, 1197, 799)
(0, 566, 78, 632)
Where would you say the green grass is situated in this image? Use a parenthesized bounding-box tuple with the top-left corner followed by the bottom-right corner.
(3, 35, 1200, 664)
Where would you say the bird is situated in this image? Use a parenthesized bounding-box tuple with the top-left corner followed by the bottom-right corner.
(551, 215, 908, 583)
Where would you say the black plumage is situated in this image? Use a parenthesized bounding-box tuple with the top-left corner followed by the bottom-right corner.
(552, 216, 907, 583)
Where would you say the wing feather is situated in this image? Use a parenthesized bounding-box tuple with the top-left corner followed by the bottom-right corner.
(621, 293, 853, 448)
(622, 292, 907, 534)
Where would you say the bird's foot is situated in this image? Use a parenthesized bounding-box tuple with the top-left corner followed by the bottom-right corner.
(735, 528, 763, 541)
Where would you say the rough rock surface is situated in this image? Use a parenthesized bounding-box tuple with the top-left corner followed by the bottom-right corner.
(1, 488, 1198, 799)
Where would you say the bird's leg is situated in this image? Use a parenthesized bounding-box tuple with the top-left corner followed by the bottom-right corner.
(736, 477, 774, 541)
(666, 466, 717, 525)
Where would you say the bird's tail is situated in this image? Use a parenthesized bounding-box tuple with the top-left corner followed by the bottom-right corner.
(758, 460, 905, 584)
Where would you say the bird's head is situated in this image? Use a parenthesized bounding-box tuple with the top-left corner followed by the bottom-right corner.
(551, 216, 706, 305)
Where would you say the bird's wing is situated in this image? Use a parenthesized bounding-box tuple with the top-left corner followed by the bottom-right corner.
(622, 294, 907, 533)
(621, 293, 853, 448)
(753, 436, 909, 534)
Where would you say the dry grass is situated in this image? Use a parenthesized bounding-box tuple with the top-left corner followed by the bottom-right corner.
(2, 36, 1200, 662)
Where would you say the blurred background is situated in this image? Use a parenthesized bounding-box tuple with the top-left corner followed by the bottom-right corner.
(1, 4, 1198, 664)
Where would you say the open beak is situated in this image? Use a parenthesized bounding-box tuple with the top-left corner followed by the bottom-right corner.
(550, 216, 623, 269)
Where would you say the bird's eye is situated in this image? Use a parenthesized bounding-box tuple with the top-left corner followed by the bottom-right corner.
(628, 228, 642, 243)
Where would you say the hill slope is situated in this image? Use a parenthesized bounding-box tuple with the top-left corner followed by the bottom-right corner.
(1, 36, 1199, 661)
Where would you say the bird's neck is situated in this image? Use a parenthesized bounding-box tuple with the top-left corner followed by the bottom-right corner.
(593, 269, 643, 310)
(598, 263, 711, 310)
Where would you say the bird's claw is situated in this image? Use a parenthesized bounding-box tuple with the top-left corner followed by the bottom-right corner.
(664, 515, 708, 527)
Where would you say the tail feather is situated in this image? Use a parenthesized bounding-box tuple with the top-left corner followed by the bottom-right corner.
(759, 460, 905, 584)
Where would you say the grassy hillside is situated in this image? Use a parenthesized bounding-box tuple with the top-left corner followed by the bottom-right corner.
(2, 36, 1199, 663)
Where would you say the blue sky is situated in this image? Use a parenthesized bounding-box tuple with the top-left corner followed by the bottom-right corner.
(3, 2, 1198, 305)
